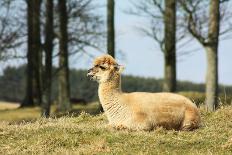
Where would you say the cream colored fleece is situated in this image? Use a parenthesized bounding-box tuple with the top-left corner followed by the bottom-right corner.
(88, 55, 201, 131)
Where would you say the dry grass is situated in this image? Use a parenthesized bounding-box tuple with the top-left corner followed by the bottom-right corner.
(0, 102, 100, 122)
(0, 102, 232, 154)
(179, 92, 232, 107)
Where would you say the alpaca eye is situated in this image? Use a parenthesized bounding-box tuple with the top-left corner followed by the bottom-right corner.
(100, 66, 106, 70)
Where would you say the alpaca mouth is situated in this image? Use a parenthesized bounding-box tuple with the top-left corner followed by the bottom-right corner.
(87, 73, 97, 81)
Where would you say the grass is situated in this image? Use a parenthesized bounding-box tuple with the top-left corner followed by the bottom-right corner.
(0, 102, 100, 122)
(0, 102, 232, 154)
(179, 91, 232, 107)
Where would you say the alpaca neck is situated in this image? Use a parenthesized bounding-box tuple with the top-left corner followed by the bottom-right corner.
(98, 76, 122, 100)
(98, 76, 123, 119)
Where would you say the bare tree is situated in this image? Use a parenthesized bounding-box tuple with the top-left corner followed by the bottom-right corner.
(21, 0, 42, 107)
(66, 0, 105, 56)
(57, 0, 71, 113)
(41, 0, 54, 117)
(163, 0, 176, 92)
(65, 0, 105, 112)
(0, 1, 43, 107)
(0, 0, 104, 109)
(179, 0, 232, 111)
(21, 0, 35, 107)
(129, 0, 178, 92)
(0, 0, 24, 59)
(32, 0, 42, 105)
(107, 0, 115, 57)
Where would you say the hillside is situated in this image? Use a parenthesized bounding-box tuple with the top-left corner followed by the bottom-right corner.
(0, 65, 232, 104)
(0, 104, 232, 154)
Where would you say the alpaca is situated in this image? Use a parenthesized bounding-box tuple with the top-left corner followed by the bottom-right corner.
(87, 54, 201, 131)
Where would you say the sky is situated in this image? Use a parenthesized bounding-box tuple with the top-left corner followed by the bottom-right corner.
(71, 0, 232, 85)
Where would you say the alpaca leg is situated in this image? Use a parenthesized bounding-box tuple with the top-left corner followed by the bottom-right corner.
(181, 107, 201, 131)
(181, 122, 195, 131)
(114, 124, 127, 130)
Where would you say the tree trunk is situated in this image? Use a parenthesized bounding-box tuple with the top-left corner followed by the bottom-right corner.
(205, 46, 218, 111)
(32, 0, 42, 105)
(107, 0, 115, 57)
(205, 0, 220, 111)
(21, 0, 34, 107)
(163, 0, 176, 92)
(41, 0, 54, 117)
(57, 0, 71, 113)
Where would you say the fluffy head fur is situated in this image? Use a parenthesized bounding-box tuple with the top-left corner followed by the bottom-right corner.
(87, 55, 123, 83)
(87, 54, 201, 131)
(93, 54, 118, 67)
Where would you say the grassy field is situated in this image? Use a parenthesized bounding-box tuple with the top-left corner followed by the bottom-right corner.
(0, 102, 232, 154)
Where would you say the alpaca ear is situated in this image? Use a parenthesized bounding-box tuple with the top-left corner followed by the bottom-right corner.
(117, 65, 125, 73)
(114, 64, 125, 73)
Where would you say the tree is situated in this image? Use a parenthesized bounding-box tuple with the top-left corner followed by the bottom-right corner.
(179, 0, 231, 111)
(41, 0, 54, 117)
(0, 0, 104, 109)
(32, 0, 42, 105)
(206, 0, 220, 111)
(21, 0, 42, 107)
(0, 1, 27, 105)
(163, 0, 176, 92)
(0, 0, 24, 59)
(129, 0, 178, 92)
(22, 0, 34, 107)
(64, 0, 105, 113)
(57, 0, 71, 112)
(66, 0, 105, 56)
(107, 0, 115, 57)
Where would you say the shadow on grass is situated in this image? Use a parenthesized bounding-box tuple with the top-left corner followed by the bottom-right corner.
(54, 103, 103, 118)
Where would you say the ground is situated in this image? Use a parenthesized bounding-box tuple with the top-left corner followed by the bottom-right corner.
(0, 102, 232, 154)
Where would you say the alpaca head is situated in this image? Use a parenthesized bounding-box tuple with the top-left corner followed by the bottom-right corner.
(87, 54, 124, 83)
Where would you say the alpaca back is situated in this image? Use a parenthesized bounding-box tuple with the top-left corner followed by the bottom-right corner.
(119, 92, 200, 130)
